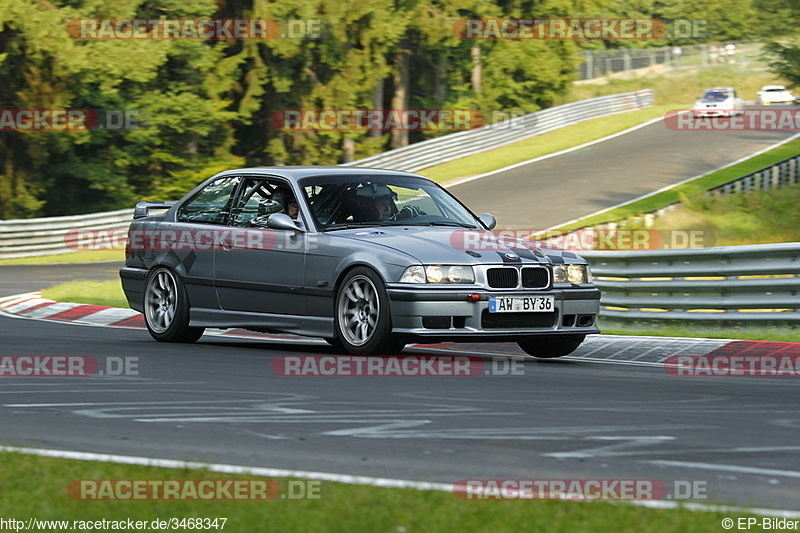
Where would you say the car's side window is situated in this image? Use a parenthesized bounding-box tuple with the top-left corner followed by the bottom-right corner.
(177, 176, 241, 224)
(230, 178, 301, 228)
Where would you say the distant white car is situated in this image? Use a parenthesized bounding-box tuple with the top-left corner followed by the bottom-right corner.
(693, 87, 744, 118)
(756, 85, 795, 105)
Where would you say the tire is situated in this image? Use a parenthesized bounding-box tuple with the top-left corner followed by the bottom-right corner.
(143, 266, 204, 343)
(334, 267, 403, 355)
(323, 337, 344, 350)
(517, 334, 586, 359)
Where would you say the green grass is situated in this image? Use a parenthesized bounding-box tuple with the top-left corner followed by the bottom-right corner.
(629, 182, 800, 246)
(554, 137, 800, 232)
(7, 50, 788, 266)
(0, 248, 124, 266)
(565, 45, 774, 107)
(0, 451, 764, 532)
(41, 279, 128, 308)
(423, 106, 671, 183)
(601, 322, 800, 343)
(420, 54, 787, 185)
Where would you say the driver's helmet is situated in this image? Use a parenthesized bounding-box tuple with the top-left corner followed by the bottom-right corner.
(355, 184, 398, 221)
(257, 198, 283, 217)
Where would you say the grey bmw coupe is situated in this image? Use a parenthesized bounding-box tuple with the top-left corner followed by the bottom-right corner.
(120, 167, 600, 357)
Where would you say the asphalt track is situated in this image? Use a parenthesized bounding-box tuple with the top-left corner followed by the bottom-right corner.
(0, 262, 121, 295)
(450, 110, 798, 229)
(2, 110, 799, 514)
(1, 315, 799, 511)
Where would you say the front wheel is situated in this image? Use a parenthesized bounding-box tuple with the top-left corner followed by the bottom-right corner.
(143, 267, 204, 343)
(334, 267, 403, 355)
(517, 334, 586, 359)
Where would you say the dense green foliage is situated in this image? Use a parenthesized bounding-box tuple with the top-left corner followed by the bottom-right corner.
(0, 0, 792, 217)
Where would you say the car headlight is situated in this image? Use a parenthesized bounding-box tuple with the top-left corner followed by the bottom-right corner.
(399, 265, 475, 284)
(552, 264, 591, 284)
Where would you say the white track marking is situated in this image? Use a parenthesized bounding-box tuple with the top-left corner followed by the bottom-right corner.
(445, 117, 664, 188)
(648, 460, 800, 479)
(1, 446, 799, 517)
(550, 131, 800, 230)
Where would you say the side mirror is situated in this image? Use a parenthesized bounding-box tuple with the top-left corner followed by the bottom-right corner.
(478, 213, 496, 230)
(267, 212, 305, 232)
(133, 201, 176, 219)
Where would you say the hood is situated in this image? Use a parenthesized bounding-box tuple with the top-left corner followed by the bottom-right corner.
(696, 97, 732, 107)
(333, 227, 585, 265)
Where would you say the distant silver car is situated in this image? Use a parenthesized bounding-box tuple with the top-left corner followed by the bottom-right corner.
(693, 87, 744, 118)
(756, 85, 795, 105)
(120, 168, 600, 357)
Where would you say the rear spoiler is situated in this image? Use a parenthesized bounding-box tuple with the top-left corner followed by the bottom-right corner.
(133, 201, 177, 219)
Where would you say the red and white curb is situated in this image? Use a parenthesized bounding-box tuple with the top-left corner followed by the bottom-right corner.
(0, 292, 315, 344)
(0, 292, 144, 328)
(4, 292, 799, 367)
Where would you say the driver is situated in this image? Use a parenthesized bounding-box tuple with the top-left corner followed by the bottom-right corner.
(355, 184, 397, 221)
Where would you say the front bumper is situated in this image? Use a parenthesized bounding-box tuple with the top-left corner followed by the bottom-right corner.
(386, 286, 601, 341)
(693, 108, 732, 117)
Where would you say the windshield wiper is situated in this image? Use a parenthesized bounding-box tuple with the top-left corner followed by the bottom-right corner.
(405, 221, 479, 229)
(323, 222, 395, 231)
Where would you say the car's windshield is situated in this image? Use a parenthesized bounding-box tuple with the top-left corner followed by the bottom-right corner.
(299, 174, 481, 230)
(701, 90, 729, 102)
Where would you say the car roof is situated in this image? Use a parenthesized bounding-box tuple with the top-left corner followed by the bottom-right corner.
(213, 166, 425, 184)
(760, 85, 787, 90)
(705, 87, 734, 92)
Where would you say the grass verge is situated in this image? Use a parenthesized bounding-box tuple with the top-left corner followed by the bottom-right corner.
(41, 279, 128, 308)
(0, 451, 762, 532)
(554, 136, 800, 232)
(0, 248, 124, 266)
(566, 61, 777, 107)
(624, 182, 800, 246)
(600, 321, 800, 343)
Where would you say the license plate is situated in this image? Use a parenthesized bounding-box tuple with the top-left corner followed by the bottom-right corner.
(488, 295, 554, 313)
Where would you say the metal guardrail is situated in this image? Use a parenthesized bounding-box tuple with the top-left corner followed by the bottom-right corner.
(0, 91, 653, 259)
(0, 209, 133, 259)
(343, 90, 653, 172)
(581, 243, 800, 323)
(577, 41, 760, 80)
(709, 154, 800, 196)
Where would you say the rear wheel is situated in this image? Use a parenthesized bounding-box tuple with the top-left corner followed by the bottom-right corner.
(517, 334, 586, 359)
(334, 267, 404, 355)
(143, 267, 204, 343)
